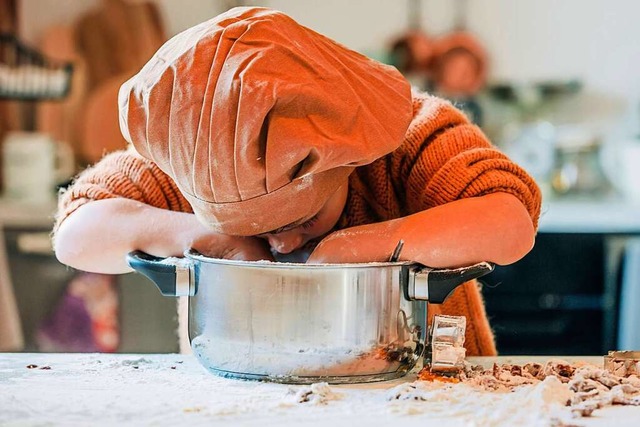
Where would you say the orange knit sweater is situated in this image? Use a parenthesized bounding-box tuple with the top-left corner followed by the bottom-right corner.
(55, 91, 541, 356)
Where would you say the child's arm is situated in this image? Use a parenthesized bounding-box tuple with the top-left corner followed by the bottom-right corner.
(55, 198, 273, 274)
(310, 94, 540, 267)
(308, 192, 534, 267)
(53, 149, 273, 274)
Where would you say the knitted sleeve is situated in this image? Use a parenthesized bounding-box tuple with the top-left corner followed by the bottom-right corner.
(53, 146, 192, 235)
(399, 94, 541, 229)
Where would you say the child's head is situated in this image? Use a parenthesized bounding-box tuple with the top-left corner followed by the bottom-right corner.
(257, 182, 349, 254)
(118, 7, 413, 237)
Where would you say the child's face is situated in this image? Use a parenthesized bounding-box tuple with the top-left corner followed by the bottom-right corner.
(257, 183, 348, 254)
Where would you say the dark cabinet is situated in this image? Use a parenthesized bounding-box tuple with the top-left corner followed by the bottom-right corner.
(482, 233, 625, 355)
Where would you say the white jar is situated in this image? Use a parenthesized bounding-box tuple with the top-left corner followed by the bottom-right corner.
(2, 131, 74, 204)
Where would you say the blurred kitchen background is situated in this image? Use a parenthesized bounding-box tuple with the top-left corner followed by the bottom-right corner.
(0, 0, 638, 356)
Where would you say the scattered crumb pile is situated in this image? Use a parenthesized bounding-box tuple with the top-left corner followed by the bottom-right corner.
(418, 359, 640, 418)
(281, 382, 344, 406)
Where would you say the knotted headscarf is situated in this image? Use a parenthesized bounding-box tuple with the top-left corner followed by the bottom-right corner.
(119, 7, 412, 235)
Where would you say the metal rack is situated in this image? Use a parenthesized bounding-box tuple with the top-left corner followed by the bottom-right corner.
(0, 32, 73, 101)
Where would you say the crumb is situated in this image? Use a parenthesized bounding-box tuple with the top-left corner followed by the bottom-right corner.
(386, 382, 433, 401)
(416, 358, 640, 419)
(283, 382, 342, 405)
(372, 345, 412, 363)
(550, 418, 584, 427)
(417, 367, 461, 383)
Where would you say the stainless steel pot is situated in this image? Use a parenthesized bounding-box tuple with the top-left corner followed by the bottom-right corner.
(127, 250, 493, 384)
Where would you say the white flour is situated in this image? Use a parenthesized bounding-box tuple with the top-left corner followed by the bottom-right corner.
(280, 382, 344, 405)
(190, 335, 400, 379)
(1, 354, 639, 427)
(387, 376, 573, 426)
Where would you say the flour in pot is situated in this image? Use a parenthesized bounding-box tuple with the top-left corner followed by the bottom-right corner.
(191, 335, 406, 378)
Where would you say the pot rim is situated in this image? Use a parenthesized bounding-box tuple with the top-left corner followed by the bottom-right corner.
(185, 249, 413, 270)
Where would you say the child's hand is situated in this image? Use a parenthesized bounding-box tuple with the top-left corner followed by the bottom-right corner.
(307, 228, 387, 264)
(191, 234, 275, 262)
(306, 233, 349, 264)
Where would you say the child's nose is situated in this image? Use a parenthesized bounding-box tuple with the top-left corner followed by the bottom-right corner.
(267, 232, 304, 254)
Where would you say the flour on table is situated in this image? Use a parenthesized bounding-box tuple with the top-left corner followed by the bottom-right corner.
(398, 359, 640, 425)
(280, 382, 344, 406)
(388, 376, 572, 426)
(3, 354, 640, 427)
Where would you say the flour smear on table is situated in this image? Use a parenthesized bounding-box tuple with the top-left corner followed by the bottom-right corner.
(0, 353, 637, 427)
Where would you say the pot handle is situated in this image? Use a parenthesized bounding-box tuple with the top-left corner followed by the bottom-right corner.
(405, 261, 494, 303)
(126, 251, 195, 297)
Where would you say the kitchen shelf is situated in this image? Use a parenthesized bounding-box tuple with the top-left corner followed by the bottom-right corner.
(0, 32, 73, 101)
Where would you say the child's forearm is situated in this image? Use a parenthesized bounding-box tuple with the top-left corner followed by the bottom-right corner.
(54, 198, 216, 274)
(309, 192, 535, 267)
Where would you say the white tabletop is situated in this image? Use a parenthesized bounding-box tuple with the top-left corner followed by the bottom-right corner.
(1, 353, 638, 427)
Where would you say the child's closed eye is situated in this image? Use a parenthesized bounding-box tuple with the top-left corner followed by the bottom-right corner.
(300, 214, 319, 230)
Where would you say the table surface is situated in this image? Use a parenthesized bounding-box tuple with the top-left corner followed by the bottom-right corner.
(1, 353, 639, 427)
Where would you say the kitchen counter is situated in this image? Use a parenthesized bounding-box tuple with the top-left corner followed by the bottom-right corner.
(1, 195, 639, 234)
(1, 353, 638, 426)
(0, 198, 57, 228)
(538, 196, 640, 234)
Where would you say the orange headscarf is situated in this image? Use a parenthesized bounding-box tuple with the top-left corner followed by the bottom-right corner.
(119, 7, 412, 235)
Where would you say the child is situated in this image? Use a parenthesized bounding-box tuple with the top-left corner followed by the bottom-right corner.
(53, 7, 541, 356)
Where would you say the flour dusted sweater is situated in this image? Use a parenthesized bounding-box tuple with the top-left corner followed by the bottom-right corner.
(55, 92, 541, 356)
